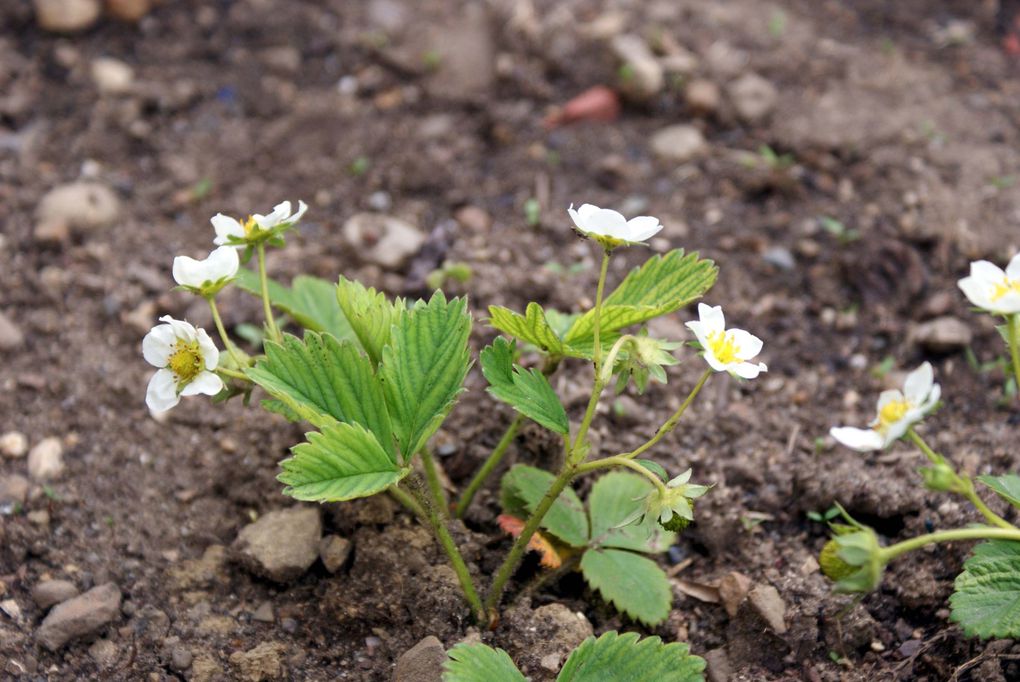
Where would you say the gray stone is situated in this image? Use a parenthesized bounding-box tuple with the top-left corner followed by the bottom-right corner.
(728, 73, 778, 124)
(910, 316, 972, 353)
(36, 583, 121, 651)
(33, 0, 100, 32)
(233, 507, 321, 583)
(748, 583, 787, 634)
(0, 475, 29, 507)
(762, 247, 795, 271)
(423, 5, 495, 100)
(342, 213, 426, 269)
(704, 647, 732, 682)
(0, 432, 28, 458)
(90, 58, 134, 95)
(0, 313, 23, 351)
(394, 635, 445, 682)
(31, 580, 79, 610)
(251, 601, 274, 623)
(36, 181, 121, 235)
(170, 645, 193, 672)
(685, 79, 721, 116)
(319, 535, 352, 574)
(88, 639, 118, 668)
(650, 125, 706, 163)
(611, 34, 664, 100)
(27, 437, 64, 482)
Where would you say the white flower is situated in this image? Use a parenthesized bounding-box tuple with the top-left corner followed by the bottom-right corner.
(142, 316, 223, 412)
(830, 362, 941, 452)
(685, 303, 767, 379)
(212, 200, 308, 246)
(958, 254, 1020, 315)
(172, 246, 239, 293)
(567, 203, 663, 246)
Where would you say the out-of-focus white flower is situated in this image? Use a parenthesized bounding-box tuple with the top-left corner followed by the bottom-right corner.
(958, 254, 1020, 315)
(685, 303, 767, 379)
(172, 246, 239, 294)
(142, 316, 223, 412)
(567, 203, 663, 247)
(830, 362, 941, 452)
(212, 200, 308, 246)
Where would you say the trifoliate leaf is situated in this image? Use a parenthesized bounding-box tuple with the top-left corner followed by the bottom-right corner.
(336, 277, 405, 366)
(557, 631, 705, 682)
(487, 303, 567, 356)
(500, 465, 588, 547)
(235, 269, 356, 342)
(246, 333, 393, 458)
(497, 514, 563, 569)
(443, 642, 527, 682)
(279, 421, 409, 502)
(480, 338, 569, 434)
(580, 549, 672, 626)
(380, 292, 472, 459)
(588, 472, 675, 553)
(977, 474, 1020, 510)
(950, 539, 1020, 638)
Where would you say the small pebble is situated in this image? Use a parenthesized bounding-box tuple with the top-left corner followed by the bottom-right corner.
(0, 432, 28, 458)
(27, 437, 64, 482)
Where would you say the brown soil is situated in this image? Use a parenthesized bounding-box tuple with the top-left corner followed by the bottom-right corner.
(4, 0, 1020, 680)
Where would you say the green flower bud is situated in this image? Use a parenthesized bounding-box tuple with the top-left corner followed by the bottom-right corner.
(659, 508, 693, 533)
(821, 526, 886, 594)
(919, 460, 960, 493)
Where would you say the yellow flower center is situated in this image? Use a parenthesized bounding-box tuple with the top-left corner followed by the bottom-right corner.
(877, 399, 909, 431)
(242, 216, 258, 237)
(991, 277, 1020, 301)
(167, 339, 203, 386)
(706, 331, 739, 365)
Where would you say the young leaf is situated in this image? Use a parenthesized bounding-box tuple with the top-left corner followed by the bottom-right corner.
(480, 338, 569, 434)
(246, 332, 394, 458)
(557, 631, 705, 682)
(977, 474, 1020, 510)
(487, 303, 567, 356)
(235, 269, 356, 342)
(443, 642, 527, 682)
(950, 539, 1020, 638)
(588, 472, 675, 553)
(500, 465, 588, 547)
(336, 277, 405, 366)
(580, 548, 672, 626)
(380, 292, 472, 459)
(279, 422, 409, 502)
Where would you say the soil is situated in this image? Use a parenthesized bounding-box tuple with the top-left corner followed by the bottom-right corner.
(3, 0, 1020, 680)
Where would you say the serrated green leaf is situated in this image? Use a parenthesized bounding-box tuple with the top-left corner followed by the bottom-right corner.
(279, 421, 409, 502)
(380, 292, 472, 459)
(235, 269, 356, 342)
(261, 398, 301, 422)
(500, 465, 588, 547)
(580, 549, 672, 626)
(557, 631, 705, 682)
(336, 276, 405, 366)
(978, 474, 1020, 510)
(565, 250, 717, 344)
(588, 472, 675, 553)
(951, 539, 1020, 638)
(488, 303, 567, 356)
(443, 642, 527, 682)
(246, 332, 394, 458)
(481, 338, 569, 434)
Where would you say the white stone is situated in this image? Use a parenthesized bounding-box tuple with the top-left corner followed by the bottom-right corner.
(34, 0, 100, 33)
(728, 73, 778, 124)
(650, 125, 707, 162)
(342, 213, 426, 269)
(28, 437, 64, 482)
(91, 58, 135, 95)
(0, 432, 27, 458)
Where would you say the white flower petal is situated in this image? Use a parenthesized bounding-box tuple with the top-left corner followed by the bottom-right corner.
(958, 275, 993, 310)
(702, 349, 730, 373)
(195, 328, 220, 370)
(875, 389, 904, 412)
(728, 328, 764, 360)
(971, 259, 1006, 283)
(733, 361, 766, 379)
(253, 201, 291, 228)
(146, 369, 180, 412)
(291, 200, 308, 223)
(180, 370, 223, 396)
(625, 216, 663, 242)
(696, 303, 725, 333)
(159, 315, 197, 343)
(211, 214, 244, 245)
(142, 323, 176, 367)
(883, 417, 912, 445)
(903, 362, 934, 405)
(830, 426, 885, 452)
(1006, 253, 1020, 280)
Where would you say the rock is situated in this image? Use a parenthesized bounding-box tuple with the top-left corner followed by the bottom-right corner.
(503, 603, 593, 677)
(0, 313, 24, 351)
(233, 507, 321, 583)
(610, 34, 664, 101)
(318, 535, 352, 574)
(34, 0, 100, 32)
(704, 41, 747, 78)
(704, 647, 731, 682)
(36, 583, 121, 651)
(718, 571, 752, 617)
(228, 642, 286, 682)
(88, 639, 118, 668)
(170, 645, 193, 672)
(169, 545, 228, 589)
(685, 79, 720, 116)
(0, 432, 28, 459)
(747, 584, 787, 634)
(34, 220, 70, 245)
(31, 580, 79, 610)
(454, 205, 491, 231)
(762, 247, 795, 271)
(1, 599, 23, 623)
(90, 58, 134, 94)
(659, 49, 699, 77)
(0, 475, 29, 507)
(394, 635, 446, 682)
(104, 0, 151, 21)
(36, 182, 121, 235)
(728, 73, 778, 124)
(27, 437, 64, 482)
(251, 601, 274, 623)
(910, 316, 972, 353)
(650, 124, 706, 163)
(191, 653, 224, 682)
(423, 5, 495, 100)
(342, 213, 426, 270)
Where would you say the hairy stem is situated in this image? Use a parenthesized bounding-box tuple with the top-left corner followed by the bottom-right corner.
(570, 249, 612, 464)
(881, 527, 1020, 563)
(420, 448, 450, 518)
(455, 414, 524, 518)
(256, 243, 282, 343)
(388, 484, 425, 517)
(620, 368, 711, 460)
(1009, 313, 1020, 398)
(206, 296, 244, 367)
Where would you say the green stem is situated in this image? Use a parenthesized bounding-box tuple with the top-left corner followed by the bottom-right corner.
(576, 455, 668, 496)
(455, 414, 524, 518)
(570, 250, 612, 464)
(1008, 313, 1020, 398)
(388, 484, 425, 517)
(420, 448, 450, 518)
(881, 527, 1020, 563)
(256, 243, 282, 343)
(906, 429, 940, 465)
(206, 296, 244, 367)
(620, 369, 711, 460)
(216, 367, 250, 382)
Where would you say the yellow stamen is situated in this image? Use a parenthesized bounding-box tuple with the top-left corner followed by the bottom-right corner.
(991, 277, 1020, 302)
(242, 216, 258, 237)
(167, 339, 203, 387)
(706, 331, 740, 365)
(877, 400, 909, 431)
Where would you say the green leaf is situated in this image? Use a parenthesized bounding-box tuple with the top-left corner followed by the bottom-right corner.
(565, 250, 717, 344)
(336, 276, 405, 366)
(978, 474, 1020, 510)
(246, 332, 394, 458)
(279, 421, 409, 502)
(487, 303, 567, 356)
(480, 338, 569, 434)
(588, 472, 675, 553)
(635, 459, 668, 483)
(380, 292, 472, 459)
(235, 269, 356, 342)
(951, 539, 1020, 638)
(557, 631, 705, 682)
(443, 643, 527, 682)
(500, 465, 588, 547)
(580, 549, 673, 626)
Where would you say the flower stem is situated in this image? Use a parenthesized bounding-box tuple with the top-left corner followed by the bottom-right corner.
(880, 527, 1020, 563)
(455, 413, 524, 518)
(620, 368, 712, 460)
(216, 367, 250, 382)
(420, 447, 450, 518)
(576, 455, 668, 496)
(1008, 313, 1020, 399)
(206, 296, 244, 367)
(570, 249, 612, 464)
(256, 243, 282, 343)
